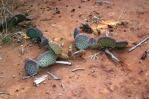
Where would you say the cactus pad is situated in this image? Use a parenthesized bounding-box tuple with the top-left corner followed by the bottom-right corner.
(26, 28, 43, 41)
(115, 40, 128, 48)
(97, 36, 116, 48)
(37, 49, 57, 67)
(74, 28, 80, 39)
(74, 33, 89, 50)
(48, 41, 62, 55)
(0, 14, 32, 31)
(88, 37, 98, 48)
(24, 59, 39, 76)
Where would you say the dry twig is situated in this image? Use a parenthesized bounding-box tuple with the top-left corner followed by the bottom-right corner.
(72, 68, 85, 72)
(105, 48, 120, 63)
(0, 91, 9, 95)
(47, 72, 61, 80)
(129, 37, 149, 52)
(56, 61, 72, 66)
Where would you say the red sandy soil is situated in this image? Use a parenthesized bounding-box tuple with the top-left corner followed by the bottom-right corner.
(0, 0, 149, 99)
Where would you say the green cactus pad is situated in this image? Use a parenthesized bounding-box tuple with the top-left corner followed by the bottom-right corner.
(74, 28, 80, 39)
(75, 33, 89, 50)
(37, 49, 57, 67)
(97, 36, 116, 48)
(48, 41, 62, 55)
(88, 37, 98, 48)
(115, 40, 128, 48)
(24, 59, 39, 76)
(26, 28, 43, 41)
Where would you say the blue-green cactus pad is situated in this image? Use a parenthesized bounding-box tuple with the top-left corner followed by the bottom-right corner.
(75, 33, 89, 50)
(24, 59, 39, 76)
(74, 28, 80, 39)
(97, 36, 116, 48)
(37, 49, 57, 67)
(26, 28, 43, 40)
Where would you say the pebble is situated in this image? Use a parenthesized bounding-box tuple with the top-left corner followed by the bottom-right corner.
(13, 75, 16, 78)
(0, 55, 2, 61)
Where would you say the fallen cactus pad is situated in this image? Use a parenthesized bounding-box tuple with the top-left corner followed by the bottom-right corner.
(97, 36, 116, 48)
(26, 28, 43, 41)
(88, 37, 98, 48)
(0, 14, 32, 31)
(37, 49, 57, 67)
(24, 59, 39, 76)
(48, 41, 62, 55)
(115, 40, 128, 48)
(74, 33, 89, 50)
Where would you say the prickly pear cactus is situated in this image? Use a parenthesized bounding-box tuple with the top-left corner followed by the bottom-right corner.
(26, 28, 43, 41)
(74, 33, 89, 50)
(24, 59, 39, 76)
(74, 28, 80, 39)
(97, 36, 116, 48)
(115, 40, 128, 48)
(0, 14, 32, 31)
(48, 41, 62, 55)
(88, 37, 98, 48)
(37, 49, 57, 67)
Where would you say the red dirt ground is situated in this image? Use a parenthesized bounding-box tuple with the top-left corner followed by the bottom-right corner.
(0, 0, 149, 99)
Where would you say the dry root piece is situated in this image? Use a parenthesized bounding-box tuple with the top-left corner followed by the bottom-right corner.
(0, 91, 9, 95)
(141, 50, 149, 60)
(47, 72, 61, 80)
(105, 49, 120, 63)
(56, 61, 72, 66)
(34, 74, 48, 86)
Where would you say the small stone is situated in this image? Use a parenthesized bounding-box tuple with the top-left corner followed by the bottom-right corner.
(13, 75, 16, 78)
(0, 55, 2, 61)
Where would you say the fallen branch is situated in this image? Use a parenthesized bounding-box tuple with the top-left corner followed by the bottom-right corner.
(105, 49, 120, 63)
(60, 83, 66, 91)
(72, 50, 85, 58)
(34, 74, 48, 86)
(56, 61, 72, 66)
(21, 76, 31, 80)
(129, 37, 149, 52)
(72, 68, 85, 72)
(47, 72, 61, 80)
(0, 91, 9, 95)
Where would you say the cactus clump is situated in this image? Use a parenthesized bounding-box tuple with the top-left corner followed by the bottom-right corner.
(24, 59, 39, 76)
(74, 33, 89, 50)
(37, 49, 57, 67)
(97, 36, 116, 48)
(115, 40, 128, 48)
